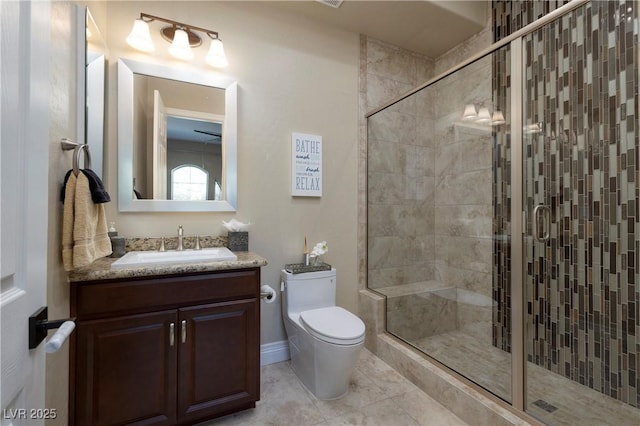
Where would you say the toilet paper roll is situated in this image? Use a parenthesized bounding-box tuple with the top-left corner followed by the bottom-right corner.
(44, 321, 76, 353)
(260, 285, 277, 304)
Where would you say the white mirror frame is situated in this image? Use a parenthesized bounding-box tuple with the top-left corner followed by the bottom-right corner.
(77, 6, 108, 179)
(117, 58, 238, 212)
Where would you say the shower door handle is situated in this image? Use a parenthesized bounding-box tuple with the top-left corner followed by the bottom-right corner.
(532, 204, 550, 242)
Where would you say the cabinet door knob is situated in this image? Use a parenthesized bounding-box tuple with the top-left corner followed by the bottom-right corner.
(181, 320, 187, 343)
(169, 322, 175, 346)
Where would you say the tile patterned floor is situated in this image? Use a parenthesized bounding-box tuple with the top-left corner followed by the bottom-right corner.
(202, 349, 468, 426)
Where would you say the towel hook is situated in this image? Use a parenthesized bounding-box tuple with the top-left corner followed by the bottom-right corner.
(60, 138, 91, 175)
(73, 144, 91, 176)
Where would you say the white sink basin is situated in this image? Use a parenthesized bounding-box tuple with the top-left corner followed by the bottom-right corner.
(110, 247, 238, 270)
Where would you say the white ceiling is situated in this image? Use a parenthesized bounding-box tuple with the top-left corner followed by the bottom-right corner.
(266, 0, 488, 58)
(167, 116, 222, 144)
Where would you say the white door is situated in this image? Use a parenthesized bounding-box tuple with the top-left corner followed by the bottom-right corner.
(1, 0, 51, 423)
(152, 90, 168, 199)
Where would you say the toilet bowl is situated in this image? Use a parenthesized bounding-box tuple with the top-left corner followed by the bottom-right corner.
(281, 268, 365, 400)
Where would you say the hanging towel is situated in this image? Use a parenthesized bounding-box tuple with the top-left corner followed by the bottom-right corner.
(61, 169, 110, 204)
(81, 169, 111, 203)
(62, 172, 112, 271)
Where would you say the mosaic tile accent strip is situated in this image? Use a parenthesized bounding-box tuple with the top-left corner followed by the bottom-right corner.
(491, 41, 512, 355)
(492, 1, 571, 43)
(494, 0, 640, 408)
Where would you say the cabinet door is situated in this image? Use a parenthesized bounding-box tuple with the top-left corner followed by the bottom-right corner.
(178, 299, 259, 423)
(75, 310, 178, 426)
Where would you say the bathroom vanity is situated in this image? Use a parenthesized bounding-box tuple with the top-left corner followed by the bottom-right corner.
(68, 252, 267, 425)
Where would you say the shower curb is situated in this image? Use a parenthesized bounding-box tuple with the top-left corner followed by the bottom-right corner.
(373, 333, 537, 426)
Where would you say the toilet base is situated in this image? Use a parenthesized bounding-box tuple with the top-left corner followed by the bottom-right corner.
(287, 326, 363, 400)
(294, 373, 350, 401)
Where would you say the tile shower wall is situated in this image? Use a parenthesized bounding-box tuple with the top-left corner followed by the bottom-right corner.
(492, 0, 570, 44)
(492, 0, 571, 356)
(433, 59, 494, 302)
(365, 27, 494, 342)
(364, 37, 435, 291)
(494, 0, 640, 408)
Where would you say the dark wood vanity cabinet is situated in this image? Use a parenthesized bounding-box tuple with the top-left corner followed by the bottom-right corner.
(70, 268, 261, 425)
(74, 311, 178, 425)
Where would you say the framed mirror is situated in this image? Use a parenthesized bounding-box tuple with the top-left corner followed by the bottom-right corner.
(77, 6, 108, 178)
(117, 58, 237, 212)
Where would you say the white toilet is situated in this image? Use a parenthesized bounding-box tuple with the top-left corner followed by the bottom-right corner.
(281, 268, 365, 400)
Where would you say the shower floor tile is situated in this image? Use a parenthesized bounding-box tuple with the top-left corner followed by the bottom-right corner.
(201, 348, 468, 426)
(412, 330, 640, 426)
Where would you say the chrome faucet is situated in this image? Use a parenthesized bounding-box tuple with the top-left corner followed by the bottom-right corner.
(177, 225, 184, 251)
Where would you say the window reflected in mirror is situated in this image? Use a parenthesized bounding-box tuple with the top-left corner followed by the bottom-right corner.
(171, 165, 208, 201)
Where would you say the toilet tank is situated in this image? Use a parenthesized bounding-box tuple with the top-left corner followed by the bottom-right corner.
(281, 268, 336, 314)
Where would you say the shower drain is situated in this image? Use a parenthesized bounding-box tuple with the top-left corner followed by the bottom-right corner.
(533, 399, 558, 413)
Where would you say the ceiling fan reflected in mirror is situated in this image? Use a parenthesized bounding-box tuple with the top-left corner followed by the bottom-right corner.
(193, 129, 221, 140)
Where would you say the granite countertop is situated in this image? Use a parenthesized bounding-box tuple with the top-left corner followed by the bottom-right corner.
(68, 251, 268, 283)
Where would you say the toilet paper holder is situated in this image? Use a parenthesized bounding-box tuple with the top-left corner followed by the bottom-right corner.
(28, 306, 76, 349)
(260, 290, 274, 301)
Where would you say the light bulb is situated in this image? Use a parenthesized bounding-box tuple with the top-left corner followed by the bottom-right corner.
(491, 111, 506, 125)
(462, 104, 477, 120)
(169, 28, 194, 61)
(476, 107, 491, 124)
(206, 38, 229, 68)
(126, 19, 154, 52)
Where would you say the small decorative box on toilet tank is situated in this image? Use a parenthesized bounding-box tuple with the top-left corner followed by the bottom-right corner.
(228, 231, 248, 251)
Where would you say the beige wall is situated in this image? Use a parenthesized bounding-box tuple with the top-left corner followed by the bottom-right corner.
(45, 1, 359, 422)
(46, 2, 83, 423)
(45, 1, 487, 421)
(103, 1, 360, 345)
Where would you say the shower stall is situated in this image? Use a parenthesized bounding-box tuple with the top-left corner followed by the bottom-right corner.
(366, 1, 639, 424)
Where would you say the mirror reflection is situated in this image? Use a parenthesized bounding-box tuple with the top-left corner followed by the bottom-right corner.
(118, 58, 237, 212)
(83, 8, 107, 178)
(131, 74, 225, 201)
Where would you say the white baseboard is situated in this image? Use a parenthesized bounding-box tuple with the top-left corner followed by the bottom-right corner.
(260, 340, 290, 366)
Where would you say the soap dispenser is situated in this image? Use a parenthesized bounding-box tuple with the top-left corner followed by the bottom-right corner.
(108, 222, 118, 238)
(108, 222, 125, 258)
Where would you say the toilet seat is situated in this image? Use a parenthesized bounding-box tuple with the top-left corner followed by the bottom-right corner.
(300, 306, 365, 345)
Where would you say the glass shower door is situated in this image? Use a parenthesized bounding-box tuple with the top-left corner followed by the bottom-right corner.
(522, 2, 640, 424)
(367, 43, 514, 404)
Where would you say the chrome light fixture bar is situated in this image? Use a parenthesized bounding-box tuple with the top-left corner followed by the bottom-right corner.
(126, 13, 228, 68)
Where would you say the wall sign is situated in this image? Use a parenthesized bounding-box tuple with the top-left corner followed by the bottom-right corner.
(291, 132, 322, 197)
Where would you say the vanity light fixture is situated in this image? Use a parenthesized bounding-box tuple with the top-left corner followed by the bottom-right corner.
(126, 13, 228, 68)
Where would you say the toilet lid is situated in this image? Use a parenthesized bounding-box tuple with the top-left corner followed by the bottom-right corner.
(300, 306, 365, 345)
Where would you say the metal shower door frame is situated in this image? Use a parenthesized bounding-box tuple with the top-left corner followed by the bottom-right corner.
(365, 0, 591, 414)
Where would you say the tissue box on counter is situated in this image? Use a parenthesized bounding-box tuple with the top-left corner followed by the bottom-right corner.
(228, 231, 248, 251)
